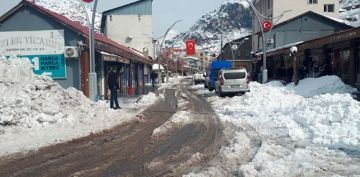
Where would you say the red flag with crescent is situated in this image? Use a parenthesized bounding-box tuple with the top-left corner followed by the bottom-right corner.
(185, 39, 196, 55)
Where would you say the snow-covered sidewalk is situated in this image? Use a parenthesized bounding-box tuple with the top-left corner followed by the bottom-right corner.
(186, 76, 360, 177)
(0, 57, 161, 156)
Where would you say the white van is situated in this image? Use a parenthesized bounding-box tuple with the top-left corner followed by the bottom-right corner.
(215, 68, 250, 97)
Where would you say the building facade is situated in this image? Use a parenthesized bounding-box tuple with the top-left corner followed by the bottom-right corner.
(101, 0, 154, 60)
(0, 0, 152, 100)
(265, 26, 360, 89)
(252, 0, 339, 52)
(220, 35, 253, 74)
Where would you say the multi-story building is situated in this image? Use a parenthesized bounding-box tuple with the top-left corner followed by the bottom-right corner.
(252, 0, 339, 52)
(195, 51, 216, 72)
(101, 0, 154, 60)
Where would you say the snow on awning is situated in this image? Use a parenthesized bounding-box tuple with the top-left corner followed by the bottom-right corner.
(256, 41, 304, 56)
(98, 50, 130, 64)
(152, 64, 164, 70)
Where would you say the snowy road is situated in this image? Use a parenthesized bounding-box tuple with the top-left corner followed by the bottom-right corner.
(0, 79, 223, 177)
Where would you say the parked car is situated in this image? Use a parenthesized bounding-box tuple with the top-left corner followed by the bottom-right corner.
(193, 72, 206, 84)
(207, 60, 232, 91)
(215, 68, 250, 97)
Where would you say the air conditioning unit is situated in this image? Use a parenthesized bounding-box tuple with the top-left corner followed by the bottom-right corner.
(267, 38, 274, 44)
(64, 46, 79, 58)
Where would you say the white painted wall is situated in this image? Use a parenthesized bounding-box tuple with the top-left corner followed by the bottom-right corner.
(252, 0, 339, 51)
(105, 15, 154, 59)
(273, 0, 339, 23)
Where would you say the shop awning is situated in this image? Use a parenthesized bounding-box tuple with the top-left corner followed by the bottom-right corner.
(99, 50, 130, 64)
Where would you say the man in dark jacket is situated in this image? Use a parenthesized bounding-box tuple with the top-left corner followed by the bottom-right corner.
(150, 70, 157, 87)
(108, 67, 121, 109)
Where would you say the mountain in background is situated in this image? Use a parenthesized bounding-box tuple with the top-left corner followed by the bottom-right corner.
(339, 0, 360, 27)
(161, 0, 252, 55)
(32, 0, 358, 55)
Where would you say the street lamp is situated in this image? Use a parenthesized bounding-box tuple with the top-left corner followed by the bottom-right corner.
(159, 20, 182, 83)
(230, 37, 249, 60)
(77, 0, 99, 101)
(244, 0, 291, 84)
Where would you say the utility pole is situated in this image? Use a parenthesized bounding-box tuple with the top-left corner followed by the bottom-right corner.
(78, 0, 99, 101)
(220, 19, 223, 59)
(88, 0, 99, 101)
(245, 0, 290, 84)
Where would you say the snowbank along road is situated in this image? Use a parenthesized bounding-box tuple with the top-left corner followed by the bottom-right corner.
(0, 78, 223, 177)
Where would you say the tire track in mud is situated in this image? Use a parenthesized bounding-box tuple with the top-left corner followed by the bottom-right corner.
(0, 79, 223, 177)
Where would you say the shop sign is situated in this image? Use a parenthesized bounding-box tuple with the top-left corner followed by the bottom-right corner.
(0, 30, 66, 79)
(19, 54, 67, 79)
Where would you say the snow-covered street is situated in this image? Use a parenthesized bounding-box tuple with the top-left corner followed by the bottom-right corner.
(0, 58, 359, 176)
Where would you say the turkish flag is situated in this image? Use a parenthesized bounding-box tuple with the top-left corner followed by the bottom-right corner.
(185, 40, 196, 55)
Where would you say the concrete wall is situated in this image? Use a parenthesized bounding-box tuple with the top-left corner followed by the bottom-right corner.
(0, 6, 82, 89)
(105, 15, 154, 59)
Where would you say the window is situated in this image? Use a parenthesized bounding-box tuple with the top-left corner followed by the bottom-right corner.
(356, 46, 360, 76)
(224, 72, 246, 79)
(308, 0, 318, 4)
(324, 4, 335, 12)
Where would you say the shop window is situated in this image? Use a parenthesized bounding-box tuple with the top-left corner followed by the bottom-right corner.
(324, 4, 335, 12)
(338, 49, 351, 83)
(308, 0, 318, 4)
(357, 46, 360, 75)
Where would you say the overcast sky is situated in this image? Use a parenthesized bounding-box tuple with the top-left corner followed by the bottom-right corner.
(0, 0, 224, 37)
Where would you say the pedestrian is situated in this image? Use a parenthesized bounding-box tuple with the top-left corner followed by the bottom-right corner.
(108, 67, 121, 109)
(150, 70, 157, 87)
(161, 73, 165, 83)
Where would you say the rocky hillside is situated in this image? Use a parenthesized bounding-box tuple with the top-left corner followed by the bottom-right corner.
(162, 0, 252, 55)
(339, 0, 360, 27)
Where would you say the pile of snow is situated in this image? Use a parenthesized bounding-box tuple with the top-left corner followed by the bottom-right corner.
(0, 57, 160, 156)
(152, 111, 193, 139)
(287, 75, 357, 97)
(187, 75, 360, 176)
(34, 0, 102, 31)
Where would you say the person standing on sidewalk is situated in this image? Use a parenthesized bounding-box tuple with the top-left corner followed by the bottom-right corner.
(150, 70, 157, 87)
(108, 67, 121, 109)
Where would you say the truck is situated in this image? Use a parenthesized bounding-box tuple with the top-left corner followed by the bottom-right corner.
(206, 60, 232, 91)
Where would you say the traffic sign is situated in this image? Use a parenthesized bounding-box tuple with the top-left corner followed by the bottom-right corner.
(263, 20, 272, 31)
(83, 0, 93, 3)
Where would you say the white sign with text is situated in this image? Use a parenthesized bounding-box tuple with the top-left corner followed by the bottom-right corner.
(0, 30, 65, 56)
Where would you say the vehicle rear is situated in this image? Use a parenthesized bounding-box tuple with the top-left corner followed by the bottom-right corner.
(216, 68, 250, 96)
(193, 72, 205, 84)
(208, 60, 232, 91)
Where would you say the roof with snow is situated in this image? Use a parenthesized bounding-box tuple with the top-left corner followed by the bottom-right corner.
(272, 11, 353, 30)
(0, 0, 151, 64)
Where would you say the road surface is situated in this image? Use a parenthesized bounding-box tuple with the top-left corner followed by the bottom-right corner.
(0, 78, 223, 177)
